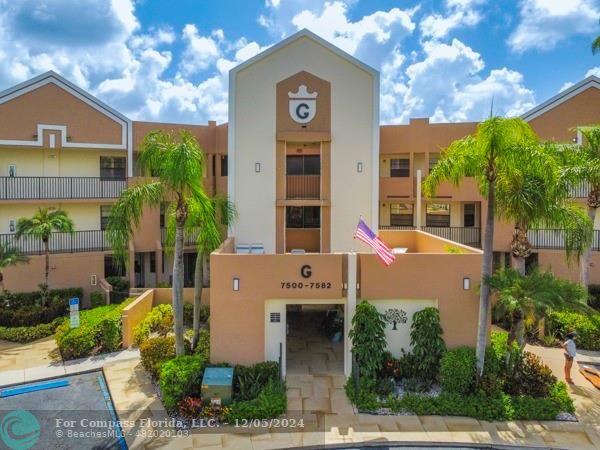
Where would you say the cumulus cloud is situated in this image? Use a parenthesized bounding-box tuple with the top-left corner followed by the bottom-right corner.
(179, 25, 222, 75)
(508, 0, 600, 53)
(420, 0, 486, 40)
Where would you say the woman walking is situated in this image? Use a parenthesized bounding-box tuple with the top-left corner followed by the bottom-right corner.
(561, 331, 578, 384)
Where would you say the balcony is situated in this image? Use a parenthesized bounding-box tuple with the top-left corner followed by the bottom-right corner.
(379, 226, 481, 248)
(528, 229, 600, 251)
(380, 177, 413, 199)
(568, 182, 591, 199)
(286, 175, 320, 200)
(160, 227, 200, 247)
(0, 177, 127, 200)
(0, 230, 110, 255)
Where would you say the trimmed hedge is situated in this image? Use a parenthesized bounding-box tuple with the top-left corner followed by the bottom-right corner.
(0, 297, 69, 327)
(0, 288, 83, 307)
(0, 317, 64, 343)
(159, 355, 206, 410)
(546, 310, 600, 350)
(227, 381, 287, 421)
(55, 299, 133, 359)
(133, 304, 173, 346)
(440, 347, 477, 395)
(140, 336, 176, 379)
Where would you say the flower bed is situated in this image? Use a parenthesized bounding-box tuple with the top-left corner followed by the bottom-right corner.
(55, 299, 133, 359)
(346, 301, 575, 422)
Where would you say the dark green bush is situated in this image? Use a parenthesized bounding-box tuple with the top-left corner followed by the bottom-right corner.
(349, 301, 387, 380)
(546, 310, 600, 350)
(410, 307, 446, 383)
(228, 381, 287, 421)
(588, 284, 600, 311)
(234, 361, 279, 401)
(504, 351, 557, 397)
(194, 328, 210, 360)
(440, 347, 477, 395)
(159, 355, 206, 410)
(140, 335, 176, 378)
(90, 291, 105, 307)
(0, 288, 83, 308)
(0, 317, 63, 343)
(133, 304, 173, 346)
(55, 300, 132, 359)
(106, 276, 129, 293)
(0, 297, 68, 327)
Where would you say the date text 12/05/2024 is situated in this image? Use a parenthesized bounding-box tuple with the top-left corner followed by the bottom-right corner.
(281, 281, 332, 289)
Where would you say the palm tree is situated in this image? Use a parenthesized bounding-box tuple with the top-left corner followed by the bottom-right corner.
(489, 268, 590, 349)
(592, 28, 600, 55)
(15, 208, 74, 300)
(561, 126, 600, 289)
(496, 142, 593, 275)
(164, 195, 235, 350)
(423, 116, 538, 377)
(107, 130, 218, 356)
(0, 243, 29, 293)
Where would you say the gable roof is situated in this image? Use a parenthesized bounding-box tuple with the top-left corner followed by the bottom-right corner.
(230, 28, 379, 79)
(521, 75, 600, 122)
(0, 70, 130, 124)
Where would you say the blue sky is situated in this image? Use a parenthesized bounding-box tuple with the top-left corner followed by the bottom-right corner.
(0, 0, 599, 125)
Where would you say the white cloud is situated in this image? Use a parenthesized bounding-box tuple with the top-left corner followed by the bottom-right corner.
(381, 39, 536, 123)
(179, 24, 221, 75)
(585, 66, 600, 77)
(420, 0, 486, 40)
(509, 0, 600, 53)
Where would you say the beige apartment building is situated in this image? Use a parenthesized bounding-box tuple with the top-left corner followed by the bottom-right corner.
(0, 30, 598, 370)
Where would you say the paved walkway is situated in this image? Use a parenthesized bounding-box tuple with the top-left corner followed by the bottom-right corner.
(2, 337, 600, 449)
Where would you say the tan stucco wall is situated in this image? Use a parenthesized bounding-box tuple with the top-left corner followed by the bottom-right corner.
(210, 251, 344, 365)
(232, 36, 376, 253)
(536, 250, 600, 285)
(529, 88, 600, 142)
(0, 83, 122, 145)
(2, 251, 106, 304)
(359, 252, 482, 349)
(121, 289, 154, 347)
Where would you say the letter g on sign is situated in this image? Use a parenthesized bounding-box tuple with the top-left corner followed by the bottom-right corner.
(300, 265, 312, 279)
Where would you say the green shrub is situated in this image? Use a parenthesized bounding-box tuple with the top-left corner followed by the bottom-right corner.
(228, 381, 287, 421)
(0, 297, 69, 327)
(133, 304, 173, 346)
(106, 276, 129, 293)
(140, 335, 176, 378)
(345, 377, 381, 412)
(410, 307, 446, 383)
(588, 284, 600, 311)
(55, 300, 132, 360)
(505, 351, 557, 397)
(182, 303, 210, 326)
(440, 347, 477, 395)
(234, 361, 279, 401)
(0, 317, 63, 343)
(159, 355, 205, 410)
(511, 382, 574, 420)
(349, 301, 387, 380)
(90, 291, 105, 307)
(546, 310, 600, 350)
(0, 288, 83, 308)
(194, 328, 210, 360)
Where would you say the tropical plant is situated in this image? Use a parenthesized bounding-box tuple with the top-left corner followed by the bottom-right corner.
(488, 268, 590, 350)
(349, 301, 387, 380)
(0, 243, 29, 292)
(15, 208, 74, 302)
(409, 307, 446, 383)
(164, 195, 234, 350)
(495, 142, 593, 275)
(423, 116, 538, 376)
(107, 130, 219, 355)
(561, 126, 600, 289)
(592, 29, 600, 55)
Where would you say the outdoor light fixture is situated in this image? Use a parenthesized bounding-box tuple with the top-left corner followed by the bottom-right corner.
(463, 277, 471, 290)
(357, 162, 363, 173)
(233, 277, 240, 291)
(255, 162, 261, 173)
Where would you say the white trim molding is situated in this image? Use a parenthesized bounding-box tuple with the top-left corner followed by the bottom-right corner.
(0, 71, 132, 158)
(521, 75, 600, 122)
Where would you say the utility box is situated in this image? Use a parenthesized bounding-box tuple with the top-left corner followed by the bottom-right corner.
(201, 367, 234, 406)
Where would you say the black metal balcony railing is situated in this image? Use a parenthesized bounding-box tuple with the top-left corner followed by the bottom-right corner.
(0, 230, 110, 255)
(160, 228, 200, 247)
(528, 229, 600, 251)
(286, 175, 320, 200)
(421, 226, 481, 248)
(379, 226, 416, 231)
(379, 226, 481, 248)
(0, 177, 127, 200)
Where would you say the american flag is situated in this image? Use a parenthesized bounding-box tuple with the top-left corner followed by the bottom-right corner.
(354, 218, 395, 266)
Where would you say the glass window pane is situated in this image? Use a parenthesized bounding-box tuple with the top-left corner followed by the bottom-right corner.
(100, 205, 111, 230)
(303, 156, 321, 175)
(286, 206, 303, 228)
(286, 156, 303, 175)
(221, 155, 228, 177)
(303, 206, 320, 228)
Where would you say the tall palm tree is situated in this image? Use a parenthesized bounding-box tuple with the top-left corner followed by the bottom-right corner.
(592, 30, 600, 55)
(107, 130, 218, 356)
(0, 243, 29, 293)
(15, 208, 74, 299)
(424, 116, 538, 377)
(496, 142, 593, 274)
(164, 195, 235, 350)
(561, 126, 600, 289)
